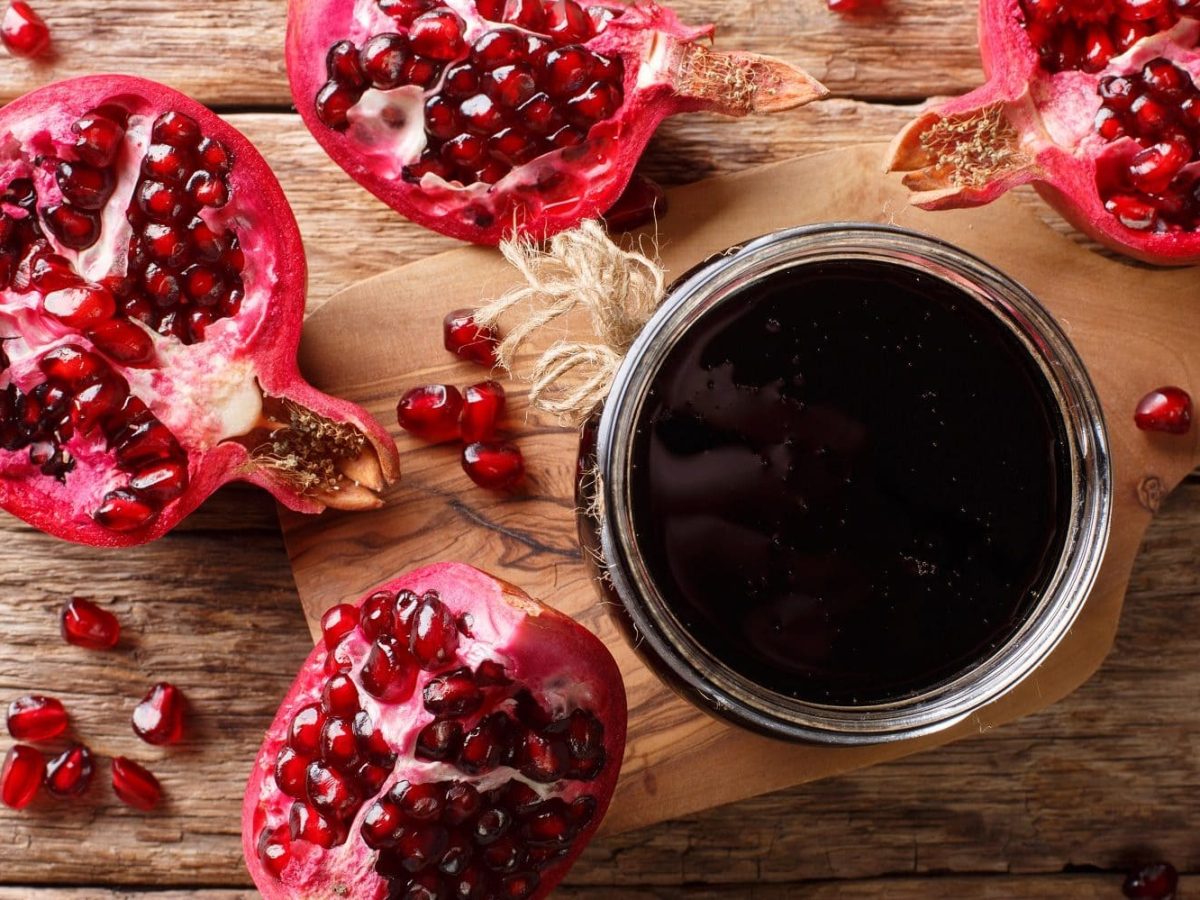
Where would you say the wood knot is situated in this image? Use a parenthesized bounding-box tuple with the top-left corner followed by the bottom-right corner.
(1137, 475, 1165, 513)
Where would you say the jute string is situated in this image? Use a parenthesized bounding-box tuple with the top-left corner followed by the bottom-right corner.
(473, 219, 666, 426)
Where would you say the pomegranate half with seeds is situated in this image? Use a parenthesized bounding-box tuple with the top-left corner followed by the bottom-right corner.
(286, 0, 827, 243)
(0, 76, 399, 546)
(886, 0, 1200, 264)
(243, 563, 626, 900)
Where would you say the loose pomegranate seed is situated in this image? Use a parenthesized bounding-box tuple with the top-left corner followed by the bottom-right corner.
(111, 756, 163, 810)
(1123, 862, 1179, 899)
(460, 380, 507, 442)
(131, 682, 186, 745)
(6, 695, 68, 741)
(1, 1, 49, 58)
(1134, 386, 1192, 434)
(44, 744, 94, 797)
(462, 440, 525, 489)
(60, 596, 120, 649)
(1, 744, 45, 808)
(397, 383, 465, 441)
(444, 308, 499, 366)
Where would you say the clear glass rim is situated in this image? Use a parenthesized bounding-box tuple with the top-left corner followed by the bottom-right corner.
(594, 223, 1113, 745)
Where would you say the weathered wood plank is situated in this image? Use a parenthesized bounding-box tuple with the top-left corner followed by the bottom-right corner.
(0, 0, 983, 107)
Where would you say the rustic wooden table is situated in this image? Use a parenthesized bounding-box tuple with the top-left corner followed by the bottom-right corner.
(0, 2, 1197, 897)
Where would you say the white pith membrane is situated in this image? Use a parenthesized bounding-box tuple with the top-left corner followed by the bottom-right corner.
(246, 569, 617, 900)
(887, 4, 1200, 252)
(0, 97, 380, 534)
(325, 0, 639, 228)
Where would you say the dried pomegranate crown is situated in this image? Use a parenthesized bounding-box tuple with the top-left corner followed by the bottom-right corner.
(0, 75, 399, 546)
(886, 0, 1200, 264)
(286, 0, 827, 244)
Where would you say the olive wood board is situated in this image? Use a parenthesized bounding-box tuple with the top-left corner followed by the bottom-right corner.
(280, 144, 1200, 836)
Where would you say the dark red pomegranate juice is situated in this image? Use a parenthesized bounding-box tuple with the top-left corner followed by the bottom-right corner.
(629, 260, 1071, 705)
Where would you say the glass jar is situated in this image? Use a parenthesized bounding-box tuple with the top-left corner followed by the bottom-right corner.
(577, 223, 1112, 745)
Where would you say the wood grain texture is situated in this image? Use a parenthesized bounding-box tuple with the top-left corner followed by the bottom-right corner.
(0, 1, 983, 106)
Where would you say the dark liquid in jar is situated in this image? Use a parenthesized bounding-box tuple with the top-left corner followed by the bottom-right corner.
(629, 259, 1071, 705)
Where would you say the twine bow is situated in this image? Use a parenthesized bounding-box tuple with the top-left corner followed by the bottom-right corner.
(474, 220, 666, 426)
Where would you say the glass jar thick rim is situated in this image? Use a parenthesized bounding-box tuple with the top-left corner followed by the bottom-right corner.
(592, 223, 1113, 745)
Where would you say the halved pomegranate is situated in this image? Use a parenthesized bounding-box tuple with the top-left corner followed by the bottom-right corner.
(285, 0, 827, 243)
(886, 0, 1200, 264)
(243, 563, 626, 900)
(0, 76, 399, 546)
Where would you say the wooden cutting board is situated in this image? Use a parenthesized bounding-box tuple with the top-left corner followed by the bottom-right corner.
(279, 144, 1200, 836)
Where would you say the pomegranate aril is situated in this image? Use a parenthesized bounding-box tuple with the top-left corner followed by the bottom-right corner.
(397, 383, 465, 442)
(504, 0, 545, 28)
(43, 284, 117, 330)
(1, 744, 44, 808)
(320, 603, 359, 650)
(1141, 57, 1190, 100)
(423, 667, 484, 717)
(89, 320, 155, 367)
(319, 716, 361, 769)
(111, 756, 162, 810)
(138, 180, 187, 223)
(61, 597, 120, 649)
(410, 8, 466, 60)
(361, 796, 404, 849)
(1105, 194, 1158, 230)
(444, 308, 499, 366)
(1095, 106, 1127, 141)
(416, 718, 465, 761)
(472, 27, 526, 69)
(275, 746, 310, 799)
(361, 589, 396, 640)
(542, 46, 593, 98)
(443, 61, 481, 98)
(306, 760, 361, 820)
(442, 133, 488, 168)
(606, 174, 667, 231)
(462, 440, 525, 489)
(459, 713, 507, 773)
(152, 111, 201, 148)
(569, 794, 597, 828)
(1130, 94, 1171, 135)
(460, 380, 507, 442)
(410, 590, 459, 668)
(187, 171, 229, 208)
(352, 710, 395, 763)
(44, 744, 94, 798)
(1081, 24, 1113, 71)
(489, 127, 538, 166)
(55, 162, 115, 211)
(516, 92, 563, 135)
(1123, 862, 1179, 899)
(196, 137, 233, 173)
(380, 0, 437, 23)
(566, 80, 621, 126)
(289, 800, 345, 848)
(43, 204, 101, 250)
(402, 56, 444, 89)
(425, 96, 461, 141)
(6, 695, 68, 741)
(487, 65, 538, 108)
(360, 33, 411, 89)
(113, 415, 180, 466)
(258, 823, 292, 878)
(521, 731, 567, 782)
(315, 81, 361, 130)
(1, 1, 49, 58)
(460, 94, 508, 136)
(72, 111, 126, 168)
(362, 636, 418, 700)
(544, 0, 594, 42)
(326, 40, 366, 89)
(321, 673, 361, 718)
(131, 682, 186, 745)
(1134, 385, 1192, 433)
(548, 125, 585, 148)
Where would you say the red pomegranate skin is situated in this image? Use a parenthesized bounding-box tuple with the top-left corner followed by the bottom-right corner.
(286, 0, 826, 244)
(0, 76, 400, 546)
(885, 0, 1200, 264)
(242, 562, 627, 900)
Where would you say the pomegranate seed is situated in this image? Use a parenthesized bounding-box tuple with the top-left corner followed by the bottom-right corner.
(380, 0, 437, 25)
(152, 111, 201, 148)
(1081, 24, 1113, 72)
(1123, 862, 1179, 899)
(401, 55, 443, 89)
(517, 92, 563, 135)
(131, 682, 186, 745)
(1, 1, 49, 58)
(409, 9, 466, 60)
(56, 161, 115, 211)
(315, 81, 361, 130)
(459, 93, 508, 135)
(606, 174, 667, 232)
(1105, 194, 1157, 230)
(320, 603, 359, 649)
(42, 205, 101, 250)
(489, 127, 539, 165)
(423, 667, 484, 717)
(477, 159, 511, 184)
(542, 46, 594, 97)
(6, 695, 68, 741)
(111, 756, 162, 810)
(415, 719, 464, 761)
(187, 171, 229, 208)
(60, 597, 120, 649)
(462, 440, 525, 489)
(138, 180, 187, 223)
(1, 745, 44, 808)
(1130, 94, 1170, 135)
(39, 345, 106, 389)
(425, 95, 460, 140)
(327, 40, 366, 88)
(360, 33, 410, 89)
(442, 132, 487, 168)
(274, 746, 309, 798)
(1141, 57, 1190, 99)
(361, 637, 418, 700)
(1134, 386, 1192, 434)
(306, 760, 361, 820)
(322, 673, 362, 717)
(129, 458, 190, 504)
(471, 28, 526, 68)
(43, 284, 117, 330)
(1094, 107, 1127, 141)
(197, 137, 233, 174)
(360, 797, 403, 849)
(94, 488, 158, 531)
(1128, 136, 1191, 194)
(319, 717, 361, 769)
(44, 744, 94, 797)
(72, 110, 126, 168)
(544, 0, 594, 42)
(486, 64, 538, 108)
(409, 591, 459, 668)
(397, 383, 465, 441)
(504, 0, 545, 28)
(258, 823, 292, 877)
(444, 308, 499, 366)
(460, 380, 507, 442)
(289, 800, 345, 848)
(289, 704, 327, 755)
(1112, 18, 1154, 51)
(352, 710, 395, 764)
(443, 61, 480, 97)
(443, 780, 482, 824)
(565, 81, 621, 126)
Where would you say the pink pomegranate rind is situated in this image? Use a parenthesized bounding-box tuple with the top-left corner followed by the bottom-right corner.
(885, 0, 1200, 264)
(242, 562, 627, 900)
(286, 0, 826, 244)
(0, 76, 400, 546)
